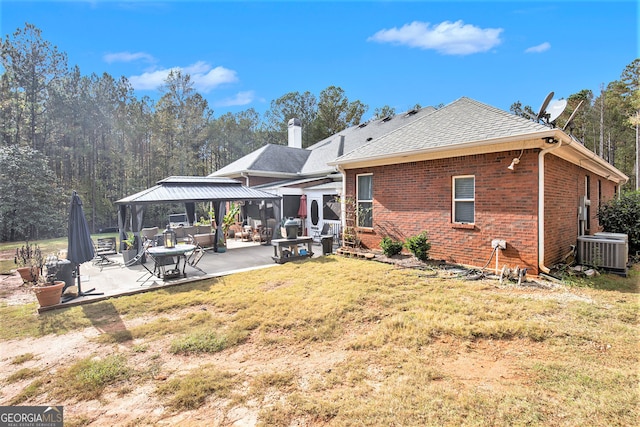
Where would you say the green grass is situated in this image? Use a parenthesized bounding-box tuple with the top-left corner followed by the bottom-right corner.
(5, 367, 41, 383)
(169, 328, 248, 354)
(0, 234, 117, 273)
(1, 257, 638, 425)
(10, 352, 36, 364)
(53, 354, 133, 401)
(156, 366, 239, 411)
(8, 379, 44, 405)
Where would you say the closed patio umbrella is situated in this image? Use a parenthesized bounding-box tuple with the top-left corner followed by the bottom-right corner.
(297, 194, 307, 235)
(67, 191, 103, 298)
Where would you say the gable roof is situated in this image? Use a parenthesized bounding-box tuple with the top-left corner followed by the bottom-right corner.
(115, 176, 280, 205)
(209, 144, 310, 178)
(331, 97, 628, 184)
(334, 97, 550, 165)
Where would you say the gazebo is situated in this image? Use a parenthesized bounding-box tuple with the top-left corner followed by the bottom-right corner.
(115, 176, 281, 253)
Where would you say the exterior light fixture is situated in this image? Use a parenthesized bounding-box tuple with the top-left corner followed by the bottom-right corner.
(543, 136, 559, 144)
(508, 147, 524, 171)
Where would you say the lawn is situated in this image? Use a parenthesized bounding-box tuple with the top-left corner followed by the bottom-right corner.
(0, 253, 638, 426)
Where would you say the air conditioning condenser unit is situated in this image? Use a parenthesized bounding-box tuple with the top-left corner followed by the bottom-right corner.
(577, 235, 628, 276)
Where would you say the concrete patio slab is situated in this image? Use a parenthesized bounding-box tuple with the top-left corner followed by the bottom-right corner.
(39, 238, 328, 312)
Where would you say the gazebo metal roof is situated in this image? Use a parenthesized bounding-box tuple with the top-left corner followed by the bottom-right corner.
(115, 176, 280, 205)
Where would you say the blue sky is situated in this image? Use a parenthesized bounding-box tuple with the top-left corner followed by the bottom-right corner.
(1, 1, 637, 120)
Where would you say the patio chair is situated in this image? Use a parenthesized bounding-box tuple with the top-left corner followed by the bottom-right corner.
(93, 237, 118, 269)
(185, 236, 206, 274)
(312, 223, 331, 242)
(124, 239, 153, 268)
(140, 227, 159, 242)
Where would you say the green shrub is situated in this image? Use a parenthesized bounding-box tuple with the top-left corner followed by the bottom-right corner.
(405, 232, 431, 262)
(380, 237, 403, 257)
(598, 190, 640, 254)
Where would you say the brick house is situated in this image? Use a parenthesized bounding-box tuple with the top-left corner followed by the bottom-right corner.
(330, 97, 628, 275)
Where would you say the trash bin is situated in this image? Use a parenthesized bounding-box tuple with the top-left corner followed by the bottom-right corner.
(321, 235, 333, 255)
(45, 259, 74, 290)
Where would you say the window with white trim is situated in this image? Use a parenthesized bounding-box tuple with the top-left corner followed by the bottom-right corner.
(356, 174, 373, 228)
(453, 176, 475, 224)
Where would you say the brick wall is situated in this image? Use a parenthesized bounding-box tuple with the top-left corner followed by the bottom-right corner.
(246, 175, 333, 188)
(543, 154, 619, 266)
(247, 176, 284, 187)
(346, 150, 540, 273)
(344, 149, 620, 275)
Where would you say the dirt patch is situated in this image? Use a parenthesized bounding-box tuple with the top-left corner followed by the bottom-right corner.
(0, 317, 539, 426)
(0, 273, 36, 306)
(0, 246, 38, 306)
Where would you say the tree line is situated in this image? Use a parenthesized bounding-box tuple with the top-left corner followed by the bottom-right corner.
(0, 23, 637, 242)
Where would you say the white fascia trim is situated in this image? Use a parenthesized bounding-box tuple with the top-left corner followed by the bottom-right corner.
(553, 138, 629, 184)
(220, 170, 303, 180)
(330, 131, 557, 169)
(332, 130, 629, 184)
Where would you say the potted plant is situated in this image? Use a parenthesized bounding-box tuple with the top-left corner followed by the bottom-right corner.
(32, 266, 65, 308)
(218, 203, 240, 252)
(121, 233, 139, 265)
(14, 242, 44, 284)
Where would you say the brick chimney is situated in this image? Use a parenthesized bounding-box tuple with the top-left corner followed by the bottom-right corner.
(288, 118, 302, 148)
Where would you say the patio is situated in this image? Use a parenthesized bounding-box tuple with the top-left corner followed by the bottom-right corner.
(39, 238, 327, 312)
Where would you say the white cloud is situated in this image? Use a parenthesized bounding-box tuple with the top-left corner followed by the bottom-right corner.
(128, 69, 172, 90)
(103, 51, 155, 64)
(525, 42, 551, 53)
(128, 62, 239, 93)
(191, 64, 239, 93)
(368, 20, 503, 55)
(215, 91, 256, 107)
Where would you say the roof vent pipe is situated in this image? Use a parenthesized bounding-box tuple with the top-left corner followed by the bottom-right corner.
(288, 118, 302, 149)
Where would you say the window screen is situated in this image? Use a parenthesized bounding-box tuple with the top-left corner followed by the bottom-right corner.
(453, 176, 475, 223)
(357, 174, 373, 228)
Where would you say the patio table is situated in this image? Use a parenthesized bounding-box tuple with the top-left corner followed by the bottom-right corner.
(147, 244, 195, 279)
(271, 237, 313, 264)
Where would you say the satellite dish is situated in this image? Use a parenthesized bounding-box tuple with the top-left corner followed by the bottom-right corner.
(547, 99, 567, 124)
(535, 91, 554, 122)
(562, 100, 584, 132)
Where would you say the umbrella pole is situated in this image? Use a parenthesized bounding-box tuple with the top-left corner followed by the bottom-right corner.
(75, 264, 103, 297)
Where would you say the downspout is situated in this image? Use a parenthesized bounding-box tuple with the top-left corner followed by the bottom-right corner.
(337, 164, 347, 246)
(538, 137, 570, 274)
(240, 172, 250, 187)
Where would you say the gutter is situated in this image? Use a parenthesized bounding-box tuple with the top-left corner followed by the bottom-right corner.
(538, 135, 569, 274)
(329, 131, 558, 169)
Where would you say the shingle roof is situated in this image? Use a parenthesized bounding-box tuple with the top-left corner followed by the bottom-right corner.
(301, 106, 436, 175)
(209, 107, 437, 178)
(209, 144, 310, 177)
(116, 176, 280, 204)
(335, 97, 549, 163)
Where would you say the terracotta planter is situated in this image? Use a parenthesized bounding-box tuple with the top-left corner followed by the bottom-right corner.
(33, 281, 64, 307)
(17, 266, 40, 284)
